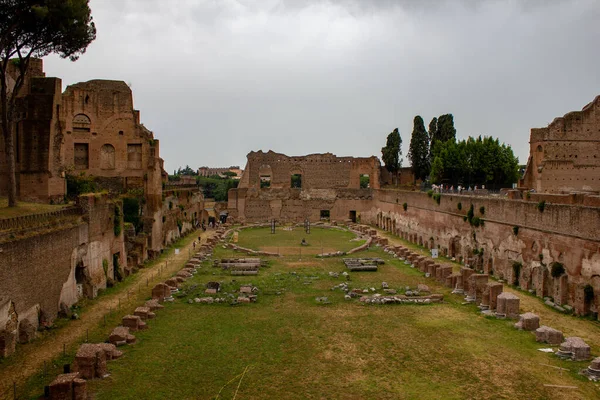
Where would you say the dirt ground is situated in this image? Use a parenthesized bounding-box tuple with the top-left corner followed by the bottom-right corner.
(0, 229, 206, 397)
(261, 246, 338, 255)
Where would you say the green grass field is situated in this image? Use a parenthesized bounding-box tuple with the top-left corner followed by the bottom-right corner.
(84, 228, 600, 400)
(0, 197, 69, 219)
(234, 226, 364, 255)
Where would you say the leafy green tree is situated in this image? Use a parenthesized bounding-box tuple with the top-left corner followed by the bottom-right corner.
(0, 0, 96, 207)
(429, 114, 456, 160)
(408, 115, 430, 182)
(381, 128, 402, 185)
(176, 165, 198, 176)
(429, 135, 519, 188)
(428, 117, 438, 162)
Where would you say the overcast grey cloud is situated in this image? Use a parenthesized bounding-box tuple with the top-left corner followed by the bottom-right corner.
(43, 0, 600, 173)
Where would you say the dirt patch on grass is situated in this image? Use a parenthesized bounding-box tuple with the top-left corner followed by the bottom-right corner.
(261, 246, 338, 255)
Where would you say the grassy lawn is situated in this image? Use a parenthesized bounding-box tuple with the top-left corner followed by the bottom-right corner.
(234, 226, 364, 255)
(0, 197, 69, 219)
(85, 228, 600, 400)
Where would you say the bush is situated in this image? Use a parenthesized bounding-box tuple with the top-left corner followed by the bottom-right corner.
(550, 262, 565, 278)
(402, 202, 407, 211)
(467, 204, 474, 221)
(512, 262, 522, 286)
(66, 174, 97, 198)
(427, 190, 433, 198)
(433, 193, 441, 205)
(169, 201, 173, 210)
(526, 191, 531, 200)
(513, 226, 519, 236)
(457, 202, 462, 210)
(472, 216, 483, 227)
(479, 206, 485, 215)
(537, 200, 545, 212)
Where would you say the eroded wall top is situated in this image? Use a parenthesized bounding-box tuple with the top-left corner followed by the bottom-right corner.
(238, 150, 381, 190)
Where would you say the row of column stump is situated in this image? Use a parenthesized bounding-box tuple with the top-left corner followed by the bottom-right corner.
(46, 231, 222, 400)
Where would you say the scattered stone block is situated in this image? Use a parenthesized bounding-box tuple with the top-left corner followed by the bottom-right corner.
(97, 342, 123, 360)
(240, 285, 253, 294)
(122, 315, 147, 332)
(417, 284, 430, 293)
(134, 306, 156, 320)
(496, 292, 520, 318)
(48, 372, 87, 400)
(437, 266, 453, 284)
(144, 299, 164, 311)
(237, 297, 251, 303)
(151, 283, 171, 302)
(557, 337, 591, 361)
(535, 326, 564, 345)
(18, 319, 36, 344)
(514, 312, 540, 331)
(486, 282, 503, 310)
(176, 270, 192, 279)
(109, 326, 136, 346)
(587, 357, 600, 378)
(165, 278, 179, 288)
(74, 343, 108, 379)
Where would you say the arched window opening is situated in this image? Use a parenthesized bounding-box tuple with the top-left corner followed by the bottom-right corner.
(73, 114, 91, 132)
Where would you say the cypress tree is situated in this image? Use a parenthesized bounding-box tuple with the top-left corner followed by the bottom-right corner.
(408, 116, 430, 182)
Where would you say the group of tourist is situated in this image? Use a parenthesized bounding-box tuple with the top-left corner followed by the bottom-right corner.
(430, 184, 485, 194)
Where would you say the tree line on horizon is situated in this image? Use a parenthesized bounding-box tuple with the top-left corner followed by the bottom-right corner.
(381, 114, 519, 188)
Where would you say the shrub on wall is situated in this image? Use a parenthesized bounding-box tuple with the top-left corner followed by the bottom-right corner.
(433, 193, 441, 205)
(537, 200, 546, 212)
(427, 190, 433, 198)
(513, 226, 519, 236)
(457, 202, 462, 210)
(550, 262, 565, 278)
(402, 202, 407, 211)
(66, 173, 98, 198)
(479, 206, 485, 215)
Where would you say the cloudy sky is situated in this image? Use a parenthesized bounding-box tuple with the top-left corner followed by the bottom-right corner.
(44, 0, 600, 173)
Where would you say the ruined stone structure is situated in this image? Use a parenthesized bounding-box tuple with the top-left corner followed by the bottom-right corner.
(0, 193, 126, 356)
(362, 189, 600, 317)
(521, 95, 600, 193)
(0, 61, 204, 357)
(228, 150, 380, 222)
(0, 60, 165, 207)
(198, 165, 243, 178)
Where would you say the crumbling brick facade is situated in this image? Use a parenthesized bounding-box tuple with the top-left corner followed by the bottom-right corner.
(521, 95, 600, 193)
(228, 150, 380, 222)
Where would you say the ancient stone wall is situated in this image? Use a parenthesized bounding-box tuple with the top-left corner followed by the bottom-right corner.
(362, 190, 600, 315)
(238, 150, 380, 190)
(0, 194, 125, 336)
(161, 188, 204, 246)
(521, 95, 600, 193)
(230, 151, 379, 222)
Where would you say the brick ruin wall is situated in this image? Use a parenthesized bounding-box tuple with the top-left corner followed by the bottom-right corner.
(361, 190, 600, 316)
(229, 150, 380, 222)
(0, 194, 126, 333)
(521, 95, 600, 193)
